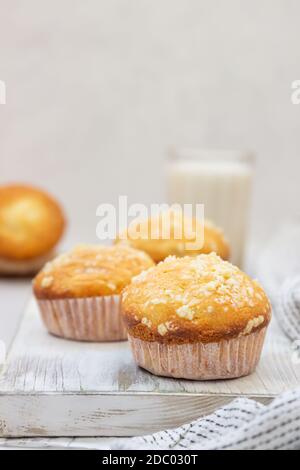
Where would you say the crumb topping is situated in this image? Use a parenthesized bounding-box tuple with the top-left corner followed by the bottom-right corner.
(176, 305, 194, 320)
(242, 315, 265, 335)
(33, 244, 154, 299)
(40, 276, 54, 288)
(141, 317, 152, 328)
(128, 253, 267, 312)
(157, 323, 168, 336)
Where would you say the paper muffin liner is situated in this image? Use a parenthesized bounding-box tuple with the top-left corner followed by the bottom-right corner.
(37, 295, 127, 342)
(0, 251, 55, 276)
(128, 327, 267, 380)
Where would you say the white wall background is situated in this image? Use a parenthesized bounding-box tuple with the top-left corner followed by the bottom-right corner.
(1, 0, 300, 249)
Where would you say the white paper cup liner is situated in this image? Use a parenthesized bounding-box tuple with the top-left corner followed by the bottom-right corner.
(37, 295, 127, 342)
(128, 327, 267, 380)
(0, 251, 55, 275)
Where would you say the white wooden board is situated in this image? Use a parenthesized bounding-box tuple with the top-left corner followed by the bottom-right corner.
(0, 299, 299, 437)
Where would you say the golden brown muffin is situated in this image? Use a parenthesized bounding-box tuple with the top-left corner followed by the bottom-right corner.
(115, 211, 230, 263)
(33, 244, 154, 342)
(122, 253, 271, 380)
(34, 244, 154, 299)
(0, 184, 65, 274)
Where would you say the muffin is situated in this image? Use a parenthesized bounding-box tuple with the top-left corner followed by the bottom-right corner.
(33, 244, 154, 342)
(116, 210, 230, 263)
(0, 184, 65, 275)
(122, 253, 271, 380)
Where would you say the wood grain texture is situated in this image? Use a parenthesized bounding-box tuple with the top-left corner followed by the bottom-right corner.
(0, 299, 299, 437)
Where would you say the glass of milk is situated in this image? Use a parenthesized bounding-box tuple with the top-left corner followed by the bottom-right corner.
(166, 148, 254, 267)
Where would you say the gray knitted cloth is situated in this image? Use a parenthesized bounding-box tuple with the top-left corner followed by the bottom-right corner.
(114, 389, 300, 450)
(257, 222, 300, 341)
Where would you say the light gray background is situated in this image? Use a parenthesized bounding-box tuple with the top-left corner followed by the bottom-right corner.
(1, 0, 300, 345)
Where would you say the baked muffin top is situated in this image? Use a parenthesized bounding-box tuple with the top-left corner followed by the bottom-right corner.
(115, 211, 230, 263)
(33, 244, 155, 299)
(122, 253, 271, 344)
(0, 184, 65, 261)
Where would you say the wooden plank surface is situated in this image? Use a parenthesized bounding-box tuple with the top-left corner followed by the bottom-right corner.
(0, 299, 299, 437)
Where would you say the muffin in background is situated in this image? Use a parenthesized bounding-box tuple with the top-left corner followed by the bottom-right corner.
(115, 210, 230, 263)
(0, 184, 65, 275)
(122, 253, 271, 380)
(33, 244, 154, 342)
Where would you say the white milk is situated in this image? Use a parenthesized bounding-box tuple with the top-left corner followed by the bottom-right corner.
(166, 150, 254, 267)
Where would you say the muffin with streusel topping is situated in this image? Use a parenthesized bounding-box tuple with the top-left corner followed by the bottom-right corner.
(122, 253, 271, 380)
(115, 210, 230, 263)
(33, 244, 154, 341)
